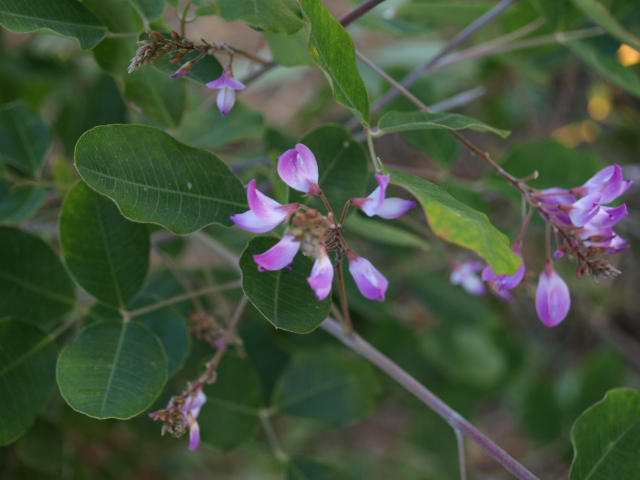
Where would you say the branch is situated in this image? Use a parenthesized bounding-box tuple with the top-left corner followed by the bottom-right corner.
(339, 0, 388, 27)
(320, 317, 540, 480)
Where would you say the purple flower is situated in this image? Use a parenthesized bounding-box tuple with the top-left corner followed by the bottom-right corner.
(482, 242, 525, 294)
(253, 235, 301, 271)
(150, 390, 207, 451)
(307, 249, 334, 300)
(572, 165, 633, 204)
(206, 72, 246, 116)
(535, 262, 571, 327)
(588, 204, 628, 229)
(347, 250, 388, 301)
(560, 192, 603, 227)
(450, 260, 486, 296)
(231, 180, 299, 233)
(278, 144, 322, 196)
(351, 174, 416, 219)
(170, 60, 195, 78)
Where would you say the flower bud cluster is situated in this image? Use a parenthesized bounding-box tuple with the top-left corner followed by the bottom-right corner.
(231, 144, 416, 302)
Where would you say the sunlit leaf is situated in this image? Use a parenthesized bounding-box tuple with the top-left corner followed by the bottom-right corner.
(213, 0, 306, 34)
(0, 319, 57, 446)
(75, 125, 247, 235)
(57, 320, 167, 419)
(389, 170, 521, 275)
(60, 181, 150, 308)
(378, 110, 510, 138)
(240, 237, 331, 334)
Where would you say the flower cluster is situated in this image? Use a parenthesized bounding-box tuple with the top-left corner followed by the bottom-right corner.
(149, 390, 206, 451)
(451, 165, 632, 327)
(231, 144, 416, 302)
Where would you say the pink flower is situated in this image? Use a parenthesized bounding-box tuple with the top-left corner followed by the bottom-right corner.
(450, 260, 486, 296)
(482, 242, 525, 293)
(253, 235, 301, 271)
(351, 174, 416, 219)
(278, 144, 322, 196)
(206, 72, 246, 116)
(231, 180, 299, 233)
(170, 60, 195, 78)
(572, 165, 633, 204)
(560, 193, 603, 227)
(307, 249, 334, 300)
(535, 262, 571, 327)
(347, 250, 388, 301)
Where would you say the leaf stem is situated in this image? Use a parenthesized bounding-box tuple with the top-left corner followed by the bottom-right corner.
(335, 261, 354, 336)
(365, 128, 383, 173)
(320, 316, 540, 480)
(180, 1, 192, 37)
(260, 409, 289, 462)
(456, 428, 468, 480)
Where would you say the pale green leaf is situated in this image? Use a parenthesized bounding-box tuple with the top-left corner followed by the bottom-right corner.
(213, 0, 306, 34)
(124, 67, 185, 128)
(378, 110, 510, 138)
(265, 31, 314, 66)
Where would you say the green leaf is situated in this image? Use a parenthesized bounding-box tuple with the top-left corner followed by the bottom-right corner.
(240, 237, 331, 334)
(265, 31, 314, 66)
(0, 319, 58, 446)
(200, 355, 263, 451)
(378, 110, 510, 139)
(403, 129, 460, 166)
(572, 0, 640, 51)
(60, 181, 150, 308)
(0, 228, 75, 326)
(0, 180, 47, 225)
(273, 349, 380, 425)
(566, 38, 640, 99)
(57, 320, 168, 419)
(16, 421, 63, 474)
(531, 0, 584, 30)
(129, 0, 165, 21)
(0, 101, 51, 176)
(213, 0, 306, 34)
(153, 49, 223, 85)
(389, 170, 521, 275)
(300, 0, 371, 126)
(286, 457, 356, 480)
(346, 214, 429, 250)
(292, 124, 368, 211)
(179, 101, 265, 148)
(0, 0, 107, 49)
(83, 0, 143, 33)
(570, 388, 640, 480)
(125, 67, 185, 128)
(75, 125, 247, 235)
(93, 37, 136, 77)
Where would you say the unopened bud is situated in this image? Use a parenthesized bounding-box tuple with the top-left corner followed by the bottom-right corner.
(170, 30, 181, 41)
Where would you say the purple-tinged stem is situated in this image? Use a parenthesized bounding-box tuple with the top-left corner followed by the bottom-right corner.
(339, 0, 388, 27)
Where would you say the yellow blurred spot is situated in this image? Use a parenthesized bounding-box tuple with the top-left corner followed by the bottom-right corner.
(618, 44, 640, 66)
(580, 120, 600, 143)
(552, 124, 581, 147)
(588, 96, 611, 121)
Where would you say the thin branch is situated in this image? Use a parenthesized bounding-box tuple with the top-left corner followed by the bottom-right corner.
(320, 317, 540, 480)
(203, 295, 248, 376)
(456, 429, 468, 480)
(260, 409, 289, 462)
(339, 0, 388, 27)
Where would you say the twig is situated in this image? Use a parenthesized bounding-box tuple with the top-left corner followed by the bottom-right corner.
(260, 409, 289, 462)
(339, 0, 388, 27)
(456, 428, 468, 480)
(320, 316, 540, 480)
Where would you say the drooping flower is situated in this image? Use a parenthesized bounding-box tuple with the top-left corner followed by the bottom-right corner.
(183, 391, 206, 451)
(278, 144, 322, 196)
(482, 242, 526, 296)
(170, 60, 195, 78)
(351, 174, 416, 219)
(307, 248, 334, 300)
(231, 180, 299, 233)
(572, 165, 633, 204)
(450, 260, 486, 296)
(347, 250, 388, 301)
(206, 72, 246, 116)
(253, 235, 301, 271)
(535, 262, 571, 327)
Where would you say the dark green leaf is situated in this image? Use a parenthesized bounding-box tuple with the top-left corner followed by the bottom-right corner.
(153, 49, 223, 85)
(83, 0, 143, 33)
(531, 0, 584, 30)
(213, 0, 306, 34)
(240, 237, 331, 334)
(520, 379, 564, 442)
(570, 388, 640, 480)
(93, 37, 136, 77)
(272, 349, 380, 425)
(124, 67, 185, 128)
(200, 355, 263, 451)
(300, 0, 370, 125)
(60, 181, 150, 308)
(75, 125, 247, 235)
(286, 457, 356, 480)
(0, 319, 57, 446)
(57, 320, 168, 419)
(572, 0, 640, 51)
(0, 228, 75, 326)
(129, 0, 165, 21)
(0, 180, 46, 225)
(390, 170, 521, 275)
(0, 101, 51, 176)
(378, 110, 510, 139)
(16, 421, 63, 474)
(403, 129, 460, 166)
(0, 0, 107, 49)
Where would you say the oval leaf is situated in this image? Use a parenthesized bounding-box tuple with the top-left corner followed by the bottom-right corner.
(0, 180, 47, 225)
(272, 349, 380, 426)
(389, 169, 521, 275)
(299, 0, 370, 125)
(0, 0, 107, 49)
(57, 320, 168, 419)
(0, 101, 51, 176)
(570, 388, 640, 480)
(213, 0, 306, 34)
(60, 181, 150, 308)
(240, 237, 331, 334)
(199, 355, 263, 451)
(124, 68, 185, 129)
(0, 227, 75, 326)
(0, 319, 57, 446)
(378, 110, 510, 138)
(75, 125, 247, 235)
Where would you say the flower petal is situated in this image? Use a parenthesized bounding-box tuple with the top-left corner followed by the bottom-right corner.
(277, 144, 320, 194)
(351, 174, 390, 217)
(216, 87, 236, 116)
(246, 180, 286, 221)
(451, 261, 486, 296)
(307, 250, 333, 300)
(254, 235, 301, 271)
(206, 72, 246, 90)
(347, 251, 388, 301)
(375, 197, 416, 219)
(535, 262, 571, 327)
(481, 244, 525, 291)
(187, 415, 201, 451)
(566, 193, 602, 227)
(589, 204, 628, 228)
(231, 209, 283, 233)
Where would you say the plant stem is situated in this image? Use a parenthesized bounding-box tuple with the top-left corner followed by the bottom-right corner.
(179, 1, 192, 37)
(456, 429, 467, 480)
(335, 262, 354, 335)
(127, 282, 242, 318)
(260, 409, 289, 462)
(339, 0, 389, 27)
(365, 128, 382, 173)
(320, 317, 540, 480)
